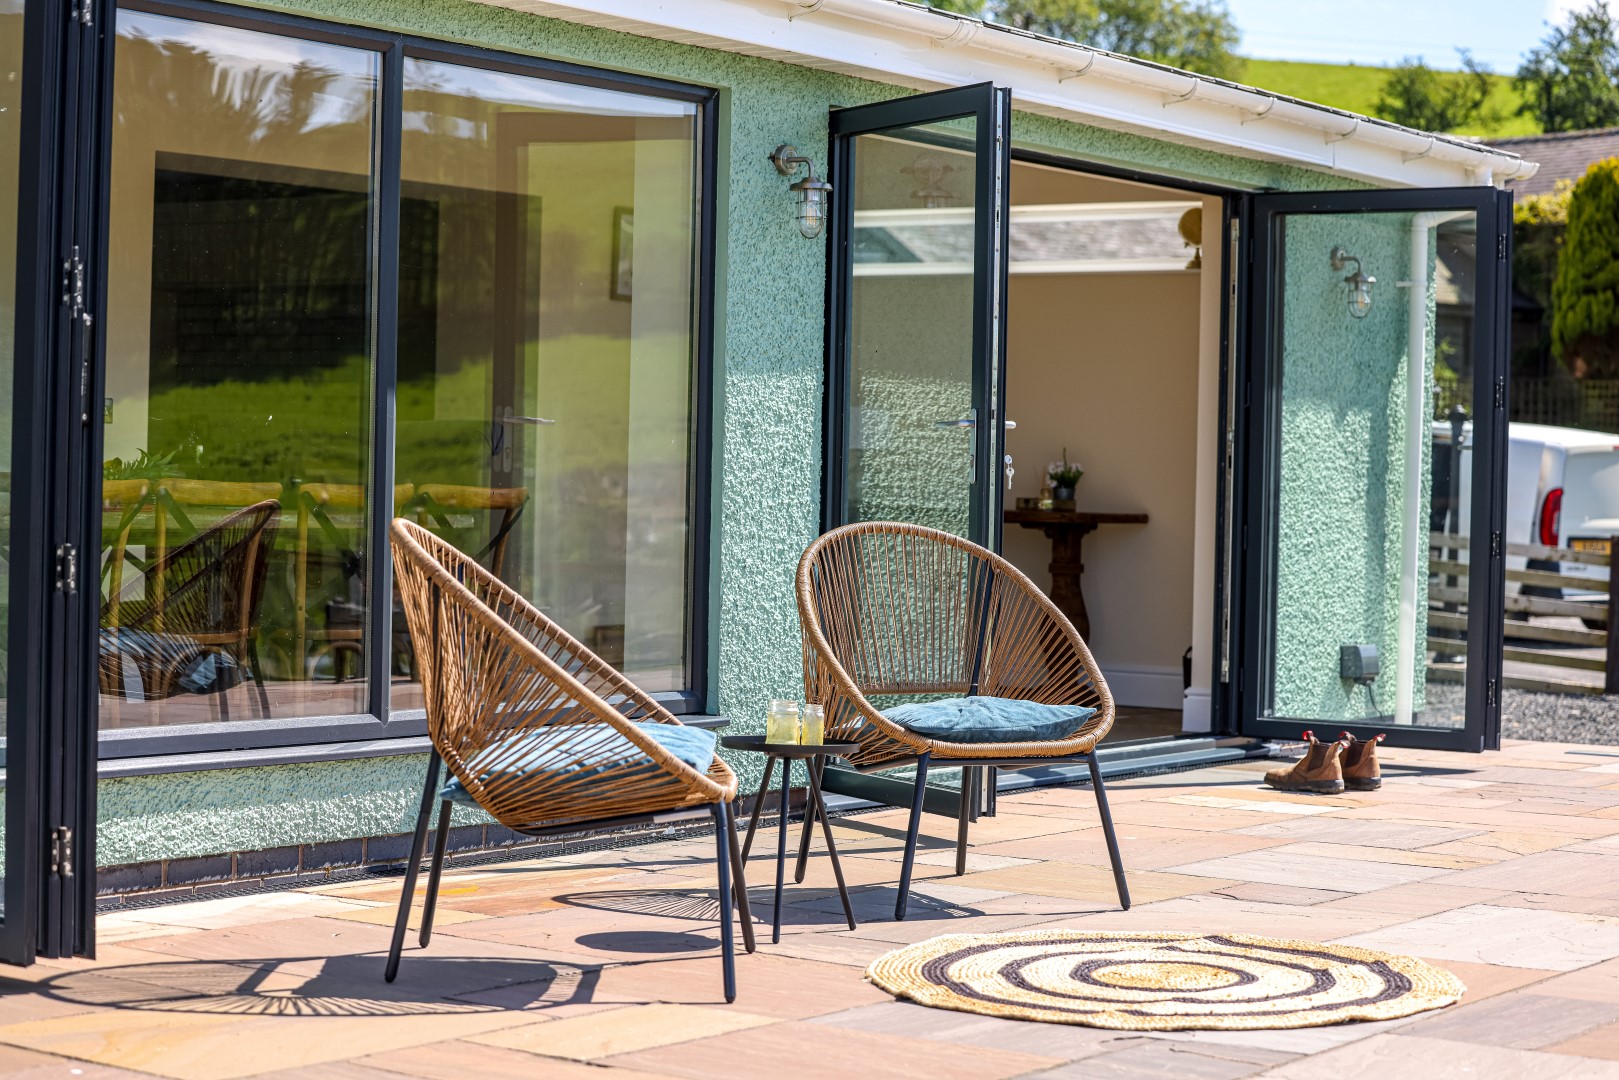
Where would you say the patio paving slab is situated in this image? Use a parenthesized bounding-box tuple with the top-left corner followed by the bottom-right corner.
(1163, 849, 1453, 893)
(21, 741, 1619, 1077)
(1263, 1032, 1619, 1078)
(1030, 1038, 1296, 1078)
(468, 1001, 773, 1060)
(1231, 818, 1485, 848)
(808, 999, 1127, 1060)
(1398, 989, 1619, 1049)
(602, 1018, 1063, 1080)
(1336, 903, 1619, 971)
(343, 1039, 678, 1079)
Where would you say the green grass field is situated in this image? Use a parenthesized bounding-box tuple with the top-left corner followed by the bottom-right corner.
(1242, 59, 1542, 139)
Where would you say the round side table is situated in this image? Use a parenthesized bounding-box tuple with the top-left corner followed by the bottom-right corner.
(720, 734, 859, 943)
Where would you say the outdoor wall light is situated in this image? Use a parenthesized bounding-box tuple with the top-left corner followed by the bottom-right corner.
(770, 144, 833, 239)
(1330, 245, 1376, 319)
(902, 152, 957, 209)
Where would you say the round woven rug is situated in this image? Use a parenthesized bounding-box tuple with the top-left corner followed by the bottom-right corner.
(866, 930, 1464, 1031)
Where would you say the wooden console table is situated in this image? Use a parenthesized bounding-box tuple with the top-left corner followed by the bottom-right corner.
(1003, 509, 1149, 642)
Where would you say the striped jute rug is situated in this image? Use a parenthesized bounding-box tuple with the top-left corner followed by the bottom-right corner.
(866, 930, 1464, 1031)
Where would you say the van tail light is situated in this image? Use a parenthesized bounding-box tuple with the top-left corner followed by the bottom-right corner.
(1539, 487, 1563, 547)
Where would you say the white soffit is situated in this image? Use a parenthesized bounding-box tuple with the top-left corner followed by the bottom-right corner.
(488, 0, 1537, 189)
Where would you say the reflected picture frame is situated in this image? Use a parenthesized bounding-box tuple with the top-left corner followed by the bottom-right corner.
(611, 206, 633, 301)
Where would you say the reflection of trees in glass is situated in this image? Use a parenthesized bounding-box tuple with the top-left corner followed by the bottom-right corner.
(115, 27, 372, 153)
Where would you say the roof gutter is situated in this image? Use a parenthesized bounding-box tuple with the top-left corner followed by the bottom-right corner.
(789, 0, 1536, 184)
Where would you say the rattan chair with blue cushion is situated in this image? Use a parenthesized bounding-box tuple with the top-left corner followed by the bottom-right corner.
(796, 521, 1130, 919)
(386, 518, 755, 1000)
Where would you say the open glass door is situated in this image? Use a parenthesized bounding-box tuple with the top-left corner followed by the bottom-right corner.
(826, 83, 1012, 547)
(2, 0, 105, 963)
(1241, 187, 1512, 751)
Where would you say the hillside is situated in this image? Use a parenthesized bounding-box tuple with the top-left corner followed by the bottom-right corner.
(1242, 58, 1542, 139)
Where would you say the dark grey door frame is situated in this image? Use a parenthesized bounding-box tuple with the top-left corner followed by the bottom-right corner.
(5, 0, 111, 963)
(823, 83, 1013, 549)
(1235, 186, 1512, 752)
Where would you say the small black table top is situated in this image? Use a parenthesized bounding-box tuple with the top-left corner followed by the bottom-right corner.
(719, 734, 860, 758)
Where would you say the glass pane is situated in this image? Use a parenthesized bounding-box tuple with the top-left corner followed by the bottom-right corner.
(100, 11, 378, 727)
(392, 61, 699, 707)
(1263, 210, 1477, 731)
(846, 128, 980, 539)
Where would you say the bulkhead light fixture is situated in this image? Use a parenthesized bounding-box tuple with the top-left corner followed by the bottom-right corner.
(770, 144, 833, 239)
(1330, 245, 1376, 319)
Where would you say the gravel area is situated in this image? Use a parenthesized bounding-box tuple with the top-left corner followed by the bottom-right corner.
(1500, 687, 1619, 745)
(1420, 682, 1619, 745)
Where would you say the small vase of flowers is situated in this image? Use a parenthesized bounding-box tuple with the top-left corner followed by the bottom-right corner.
(1047, 449, 1083, 509)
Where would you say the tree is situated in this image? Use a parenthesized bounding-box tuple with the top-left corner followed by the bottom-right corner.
(1516, 0, 1619, 134)
(1552, 159, 1619, 377)
(931, 0, 1244, 81)
(1374, 51, 1493, 133)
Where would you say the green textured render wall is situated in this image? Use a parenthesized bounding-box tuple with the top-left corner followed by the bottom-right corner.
(93, 0, 1387, 866)
(1267, 213, 1434, 724)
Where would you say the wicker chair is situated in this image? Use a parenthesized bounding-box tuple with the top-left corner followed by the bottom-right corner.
(797, 521, 1130, 919)
(387, 518, 755, 1000)
(99, 499, 279, 718)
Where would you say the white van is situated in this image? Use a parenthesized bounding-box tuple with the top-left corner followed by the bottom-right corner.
(1442, 422, 1619, 613)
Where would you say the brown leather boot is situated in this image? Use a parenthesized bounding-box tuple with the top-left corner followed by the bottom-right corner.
(1340, 732, 1385, 791)
(1263, 731, 1347, 795)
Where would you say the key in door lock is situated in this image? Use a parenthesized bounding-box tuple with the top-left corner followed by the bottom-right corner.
(1004, 454, 1015, 490)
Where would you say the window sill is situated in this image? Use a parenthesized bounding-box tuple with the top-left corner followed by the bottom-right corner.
(95, 715, 731, 779)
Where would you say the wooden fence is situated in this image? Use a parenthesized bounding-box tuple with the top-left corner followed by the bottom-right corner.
(1429, 531, 1617, 696)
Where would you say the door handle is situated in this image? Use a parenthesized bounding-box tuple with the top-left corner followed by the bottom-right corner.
(501, 416, 556, 425)
(935, 418, 1018, 429)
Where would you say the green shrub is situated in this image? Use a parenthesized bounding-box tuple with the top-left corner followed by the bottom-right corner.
(1552, 159, 1619, 376)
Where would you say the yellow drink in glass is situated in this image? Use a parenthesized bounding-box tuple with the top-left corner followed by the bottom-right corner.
(801, 704, 825, 745)
(766, 699, 799, 745)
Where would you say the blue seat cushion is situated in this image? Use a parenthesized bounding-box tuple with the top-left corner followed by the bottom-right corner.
(883, 696, 1097, 745)
(440, 722, 717, 808)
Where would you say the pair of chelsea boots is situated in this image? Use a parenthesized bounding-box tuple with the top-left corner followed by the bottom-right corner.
(1263, 731, 1384, 795)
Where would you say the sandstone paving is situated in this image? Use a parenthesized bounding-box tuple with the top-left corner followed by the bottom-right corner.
(18, 741, 1619, 1076)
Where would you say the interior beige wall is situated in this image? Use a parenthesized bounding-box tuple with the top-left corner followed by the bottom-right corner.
(1002, 266, 1202, 706)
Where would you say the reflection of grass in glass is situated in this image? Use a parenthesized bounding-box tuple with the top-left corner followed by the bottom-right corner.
(126, 335, 691, 680)
(147, 356, 369, 488)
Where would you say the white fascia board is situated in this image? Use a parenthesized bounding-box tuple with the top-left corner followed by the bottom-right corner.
(497, 0, 1536, 190)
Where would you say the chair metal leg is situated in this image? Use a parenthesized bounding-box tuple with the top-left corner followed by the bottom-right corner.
(418, 798, 453, 948)
(895, 753, 931, 921)
(247, 640, 271, 718)
(741, 756, 776, 862)
(955, 766, 975, 876)
(713, 803, 738, 1003)
(385, 754, 442, 982)
(1088, 753, 1130, 911)
(986, 766, 998, 816)
(725, 801, 757, 954)
(793, 758, 819, 884)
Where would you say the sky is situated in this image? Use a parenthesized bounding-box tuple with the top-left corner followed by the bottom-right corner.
(1226, 0, 1611, 70)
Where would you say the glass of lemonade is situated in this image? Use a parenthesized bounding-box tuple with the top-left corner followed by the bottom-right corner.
(766, 699, 800, 745)
(800, 703, 825, 745)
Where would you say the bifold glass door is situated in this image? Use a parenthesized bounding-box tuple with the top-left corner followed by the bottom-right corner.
(826, 83, 1011, 546)
(2, 0, 106, 962)
(1241, 188, 1513, 751)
